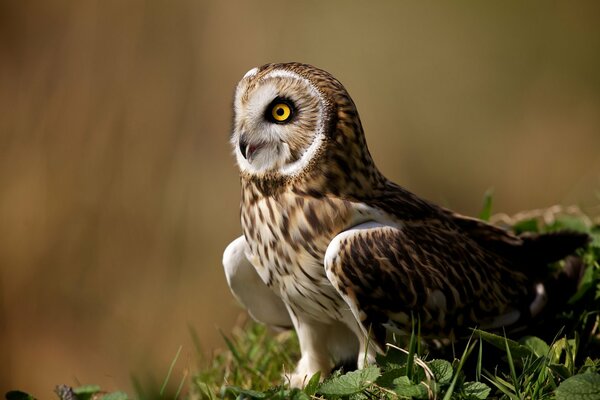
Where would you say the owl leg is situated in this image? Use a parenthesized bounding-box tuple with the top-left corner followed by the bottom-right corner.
(286, 312, 333, 388)
(342, 314, 377, 369)
(326, 318, 360, 369)
(223, 236, 292, 328)
(357, 336, 378, 369)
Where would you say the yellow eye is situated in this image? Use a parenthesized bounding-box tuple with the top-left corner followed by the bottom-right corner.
(271, 103, 292, 122)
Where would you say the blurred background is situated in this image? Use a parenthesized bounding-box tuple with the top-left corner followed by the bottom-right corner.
(1, 0, 599, 396)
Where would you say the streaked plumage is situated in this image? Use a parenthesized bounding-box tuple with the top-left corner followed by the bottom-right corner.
(222, 62, 589, 387)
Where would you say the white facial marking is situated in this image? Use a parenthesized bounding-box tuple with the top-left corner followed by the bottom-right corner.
(279, 133, 324, 176)
(232, 68, 327, 177)
(243, 67, 259, 79)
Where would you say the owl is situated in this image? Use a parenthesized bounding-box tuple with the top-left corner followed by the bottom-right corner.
(222, 62, 589, 387)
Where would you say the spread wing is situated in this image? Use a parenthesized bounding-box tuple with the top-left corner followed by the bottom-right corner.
(223, 236, 292, 329)
(323, 220, 536, 346)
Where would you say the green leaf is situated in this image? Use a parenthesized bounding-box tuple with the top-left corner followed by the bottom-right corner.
(429, 359, 453, 385)
(474, 329, 534, 358)
(303, 372, 320, 396)
(520, 336, 549, 358)
(70, 385, 102, 400)
(569, 265, 596, 304)
(318, 366, 381, 396)
(100, 392, 129, 400)
(463, 381, 491, 399)
(513, 218, 539, 234)
(393, 376, 428, 399)
(550, 364, 573, 380)
(479, 189, 493, 221)
(546, 216, 590, 234)
(556, 373, 600, 400)
(377, 346, 408, 371)
(580, 357, 600, 374)
(376, 367, 406, 388)
(72, 386, 101, 395)
(590, 229, 600, 249)
(287, 388, 310, 400)
(5, 391, 36, 400)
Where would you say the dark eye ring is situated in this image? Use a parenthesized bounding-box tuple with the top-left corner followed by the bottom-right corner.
(266, 98, 295, 124)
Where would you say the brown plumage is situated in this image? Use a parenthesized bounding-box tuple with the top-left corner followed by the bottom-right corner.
(222, 62, 590, 387)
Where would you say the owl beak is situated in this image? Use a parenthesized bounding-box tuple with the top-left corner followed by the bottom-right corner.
(239, 135, 263, 162)
(239, 136, 249, 159)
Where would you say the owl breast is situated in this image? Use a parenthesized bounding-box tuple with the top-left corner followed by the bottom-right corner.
(240, 184, 356, 321)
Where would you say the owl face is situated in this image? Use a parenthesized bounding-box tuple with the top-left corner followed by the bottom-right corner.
(231, 65, 331, 176)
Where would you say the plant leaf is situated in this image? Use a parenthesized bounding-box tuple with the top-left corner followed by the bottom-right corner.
(479, 189, 493, 221)
(72, 386, 101, 395)
(474, 329, 534, 358)
(288, 388, 310, 400)
(5, 391, 36, 400)
(318, 366, 380, 396)
(392, 376, 428, 399)
(376, 367, 406, 388)
(546, 216, 590, 234)
(520, 336, 549, 358)
(590, 229, 600, 249)
(550, 364, 573, 380)
(569, 266, 596, 304)
(463, 381, 491, 399)
(303, 372, 320, 396)
(513, 218, 539, 234)
(429, 359, 453, 385)
(556, 372, 600, 400)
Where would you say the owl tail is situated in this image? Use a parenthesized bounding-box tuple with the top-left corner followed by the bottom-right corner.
(520, 231, 590, 274)
(509, 233, 589, 336)
(519, 231, 590, 316)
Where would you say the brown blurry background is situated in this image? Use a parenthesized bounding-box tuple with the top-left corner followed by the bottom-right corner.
(1, 0, 599, 396)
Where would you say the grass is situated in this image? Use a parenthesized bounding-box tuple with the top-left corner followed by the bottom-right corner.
(7, 205, 600, 400)
(186, 205, 600, 400)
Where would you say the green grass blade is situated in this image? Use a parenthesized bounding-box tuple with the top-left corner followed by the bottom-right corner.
(161, 345, 183, 397)
(477, 337, 482, 382)
(220, 330, 244, 365)
(406, 315, 417, 381)
(503, 332, 521, 400)
(442, 336, 476, 400)
(173, 368, 187, 400)
(479, 188, 494, 221)
(483, 372, 519, 400)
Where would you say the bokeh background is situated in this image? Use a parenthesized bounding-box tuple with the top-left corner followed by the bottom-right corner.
(1, 0, 600, 396)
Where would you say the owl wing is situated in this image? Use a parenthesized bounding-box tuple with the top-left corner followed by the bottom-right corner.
(223, 236, 292, 329)
(323, 220, 538, 347)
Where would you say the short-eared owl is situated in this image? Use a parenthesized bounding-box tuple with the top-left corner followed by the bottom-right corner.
(223, 63, 589, 387)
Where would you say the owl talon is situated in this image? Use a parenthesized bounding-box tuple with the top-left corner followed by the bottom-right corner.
(287, 372, 310, 389)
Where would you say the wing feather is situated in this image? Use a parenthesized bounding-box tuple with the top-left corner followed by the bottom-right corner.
(223, 236, 292, 329)
(324, 220, 534, 341)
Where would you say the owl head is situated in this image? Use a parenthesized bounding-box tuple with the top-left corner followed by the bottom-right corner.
(231, 63, 374, 182)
